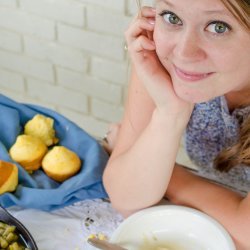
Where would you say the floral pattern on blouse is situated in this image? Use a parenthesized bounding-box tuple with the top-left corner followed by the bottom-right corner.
(185, 96, 250, 194)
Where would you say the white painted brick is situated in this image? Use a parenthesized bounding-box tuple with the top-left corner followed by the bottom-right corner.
(0, 7, 55, 40)
(58, 24, 124, 61)
(141, 0, 154, 6)
(0, 92, 56, 111)
(19, 96, 57, 110)
(0, 0, 134, 132)
(0, 50, 54, 82)
(0, 0, 17, 8)
(0, 29, 22, 52)
(127, 0, 139, 16)
(91, 99, 123, 122)
(57, 107, 109, 138)
(0, 90, 26, 103)
(77, 0, 125, 12)
(1, 92, 56, 110)
(91, 57, 129, 85)
(0, 69, 24, 92)
(57, 67, 122, 104)
(87, 5, 130, 36)
(20, 0, 85, 27)
(127, 0, 154, 16)
(27, 78, 88, 113)
(24, 37, 88, 72)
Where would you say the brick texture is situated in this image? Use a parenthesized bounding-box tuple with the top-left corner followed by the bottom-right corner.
(0, 0, 154, 137)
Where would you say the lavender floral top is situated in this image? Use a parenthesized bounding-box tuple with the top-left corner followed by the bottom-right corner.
(185, 96, 250, 194)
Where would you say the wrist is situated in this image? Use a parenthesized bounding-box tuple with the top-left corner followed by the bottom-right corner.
(152, 108, 189, 131)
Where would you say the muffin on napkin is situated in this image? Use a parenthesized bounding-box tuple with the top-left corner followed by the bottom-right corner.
(24, 114, 59, 146)
(0, 93, 108, 210)
(42, 146, 81, 182)
(0, 160, 18, 195)
(9, 135, 48, 171)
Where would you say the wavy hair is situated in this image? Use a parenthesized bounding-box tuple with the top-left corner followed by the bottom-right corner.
(213, 0, 250, 171)
(215, 115, 250, 171)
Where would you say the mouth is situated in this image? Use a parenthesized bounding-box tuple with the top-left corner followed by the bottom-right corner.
(174, 65, 214, 82)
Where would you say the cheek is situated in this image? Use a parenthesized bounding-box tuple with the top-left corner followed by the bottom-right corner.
(153, 27, 172, 60)
(207, 38, 250, 74)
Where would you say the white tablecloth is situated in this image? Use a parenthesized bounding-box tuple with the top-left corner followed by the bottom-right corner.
(8, 199, 124, 250)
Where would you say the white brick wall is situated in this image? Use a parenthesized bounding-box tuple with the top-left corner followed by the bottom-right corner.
(0, 0, 193, 165)
(0, 0, 156, 138)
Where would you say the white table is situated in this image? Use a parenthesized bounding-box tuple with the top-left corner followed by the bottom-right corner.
(8, 199, 124, 250)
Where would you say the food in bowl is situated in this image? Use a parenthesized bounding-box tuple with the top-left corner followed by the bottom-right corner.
(9, 135, 48, 171)
(0, 160, 18, 195)
(138, 235, 205, 250)
(24, 114, 58, 146)
(42, 146, 81, 182)
(111, 205, 236, 250)
(0, 206, 38, 250)
(0, 221, 30, 250)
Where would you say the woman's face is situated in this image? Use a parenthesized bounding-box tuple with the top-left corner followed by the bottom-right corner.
(153, 0, 250, 103)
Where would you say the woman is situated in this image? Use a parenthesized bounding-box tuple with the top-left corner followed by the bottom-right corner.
(103, 0, 250, 248)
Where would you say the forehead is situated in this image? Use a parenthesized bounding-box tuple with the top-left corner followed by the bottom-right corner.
(155, 0, 234, 17)
(155, 0, 226, 9)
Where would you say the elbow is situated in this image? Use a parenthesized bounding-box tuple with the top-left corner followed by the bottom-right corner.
(231, 220, 250, 250)
(232, 231, 250, 250)
(103, 161, 163, 217)
(109, 197, 140, 218)
(102, 166, 129, 216)
(103, 174, 141, 217)
(108, 195, 159, 219)
(104, 185, 162, 218)
(103, 162, 134, 216)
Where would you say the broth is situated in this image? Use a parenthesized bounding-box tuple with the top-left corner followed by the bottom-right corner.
(138, 234, 206, 250)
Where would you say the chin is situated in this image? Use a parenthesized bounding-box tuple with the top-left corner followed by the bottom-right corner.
(173, 83, 213, 104)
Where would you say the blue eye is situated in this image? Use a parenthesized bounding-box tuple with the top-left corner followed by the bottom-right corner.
(159, 11, 182, 25)
(206, 21, 231, 34)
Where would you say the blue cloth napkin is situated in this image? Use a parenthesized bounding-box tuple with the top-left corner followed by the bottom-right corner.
(0, 94, 109, 211)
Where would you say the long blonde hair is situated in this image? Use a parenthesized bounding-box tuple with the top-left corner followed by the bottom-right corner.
(137, 0, 250, 170)
(215, 115, 250, 171)
(214, 0, 250, 171)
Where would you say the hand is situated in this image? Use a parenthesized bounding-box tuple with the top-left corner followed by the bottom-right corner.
(125, 7, 194, 118)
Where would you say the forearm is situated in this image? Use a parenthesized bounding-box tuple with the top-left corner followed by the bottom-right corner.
(166, 165, 249, 249)
(103, 110, 186, 215)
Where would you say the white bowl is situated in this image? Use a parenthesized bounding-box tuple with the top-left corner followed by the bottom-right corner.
(111, 205, 236, 250)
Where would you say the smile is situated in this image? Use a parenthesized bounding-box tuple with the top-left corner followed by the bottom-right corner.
(174, 65, 214, 82)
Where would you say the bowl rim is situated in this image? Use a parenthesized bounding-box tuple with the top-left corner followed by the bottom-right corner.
(111, 205, 236, 249)
(0, 206, 38, 250)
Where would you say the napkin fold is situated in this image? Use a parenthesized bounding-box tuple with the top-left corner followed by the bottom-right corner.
(0, 94, 109, 211)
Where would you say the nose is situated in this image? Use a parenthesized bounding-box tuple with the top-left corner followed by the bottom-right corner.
(174, 30, 206, 62)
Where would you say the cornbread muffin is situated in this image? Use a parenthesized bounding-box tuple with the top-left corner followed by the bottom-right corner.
(24, 114, 59, 146)
(42, 146, 81, 182)
(9, 135, 48, 171)
(0, 160, 18, 195)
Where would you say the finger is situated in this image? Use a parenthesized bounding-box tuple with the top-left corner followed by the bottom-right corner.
(125, 17, 155, 44)
(139, 6, 156, 19)
(131, 35, 156, 53)
(131, 6, 155, 24)
(128, 37, 156, 65)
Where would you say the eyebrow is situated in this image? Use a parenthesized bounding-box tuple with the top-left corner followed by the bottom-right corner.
(157, 0, 174, 7)
(157, 0, 231, 16)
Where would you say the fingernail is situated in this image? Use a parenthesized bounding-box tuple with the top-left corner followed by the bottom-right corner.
(148, 19, 155, 25)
